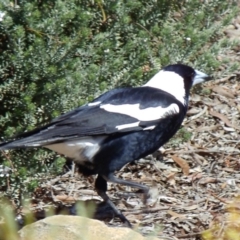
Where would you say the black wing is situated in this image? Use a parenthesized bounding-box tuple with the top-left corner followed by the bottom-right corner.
(0, 87, 183, 149)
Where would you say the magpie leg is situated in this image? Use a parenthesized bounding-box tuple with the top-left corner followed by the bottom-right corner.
(95, 175, 132, 228)
(104, 173, 150, 204)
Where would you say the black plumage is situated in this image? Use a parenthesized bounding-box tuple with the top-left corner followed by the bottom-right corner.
(0, 64, 212, 227)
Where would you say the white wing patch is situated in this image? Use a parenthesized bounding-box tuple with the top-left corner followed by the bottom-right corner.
(100, 103, 179, 122)
(143, 125, 156, 130)
(45, 136, 106, 163)
(144, 70, 186, 105)
(88, 101, 101, 107)
(116, 121, 140, 130)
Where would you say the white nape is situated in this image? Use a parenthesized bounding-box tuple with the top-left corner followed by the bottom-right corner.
(101, 103, 179, 121)
(143, 70, 186, 105)
(45, 136, 106, 163)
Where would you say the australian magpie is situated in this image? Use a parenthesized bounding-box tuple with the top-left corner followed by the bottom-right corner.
(0, 64, 212, 227)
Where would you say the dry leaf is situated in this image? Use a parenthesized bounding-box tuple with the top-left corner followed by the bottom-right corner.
(167, 210, 186, 220)
(166, 172, 176, 186)
(189, 172, 203, 181)
(55, 195, 76, 202)
(183, 205, 199, 210)
(221, 182, 227, 189)
(171, 155, 190, 175)
(209, 110, 240, 130)
(211, 86, 235, 98)
(199, 177, 218, 185)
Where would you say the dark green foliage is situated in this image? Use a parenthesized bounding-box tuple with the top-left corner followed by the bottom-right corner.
(169, 127, 192, 147)
(0, 0, 238, 198)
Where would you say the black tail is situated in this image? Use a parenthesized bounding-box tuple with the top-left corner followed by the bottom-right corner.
(0, 122, 57, 150)
(0, 138, 38, 150)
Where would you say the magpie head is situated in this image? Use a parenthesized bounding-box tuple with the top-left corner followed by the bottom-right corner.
(163, 64, 212, 90)
(144, 63, 212, 105)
